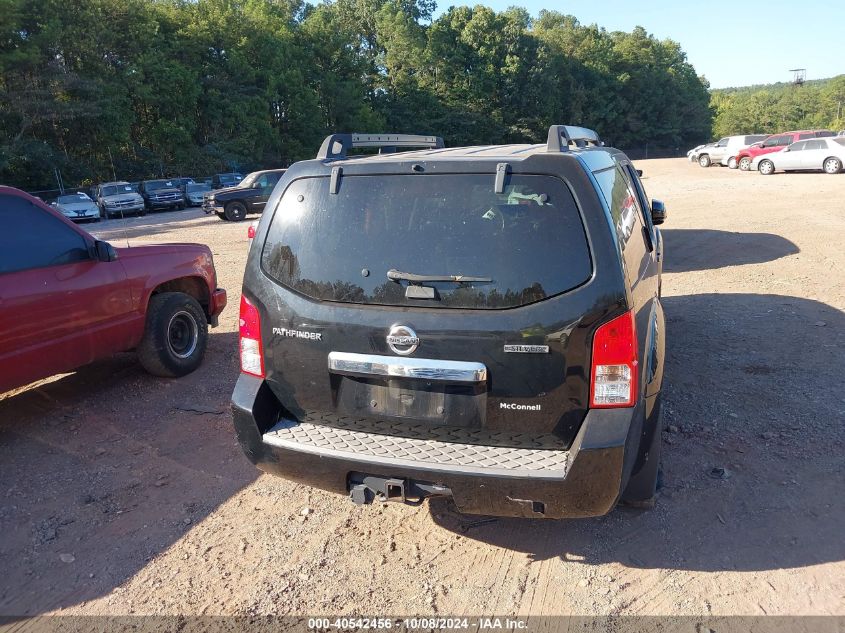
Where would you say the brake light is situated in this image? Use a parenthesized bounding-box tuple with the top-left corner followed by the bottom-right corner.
(590, 311, 638, 408)
(247, 221, 258, 248)
(239, 295, 264, 377)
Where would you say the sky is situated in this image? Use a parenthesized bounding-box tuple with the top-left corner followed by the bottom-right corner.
(433, 0, 845, 89)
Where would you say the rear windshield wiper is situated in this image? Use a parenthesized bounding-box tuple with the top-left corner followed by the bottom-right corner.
(387, 269, 493, 284)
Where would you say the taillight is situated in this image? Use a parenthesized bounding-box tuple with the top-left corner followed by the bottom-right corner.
(239, 295, 264, 377)
(590, 310, 638, 408)
(247, 221, 257, 248)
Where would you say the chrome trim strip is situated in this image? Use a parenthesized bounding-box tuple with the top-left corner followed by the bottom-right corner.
(328, 351, 487, 383)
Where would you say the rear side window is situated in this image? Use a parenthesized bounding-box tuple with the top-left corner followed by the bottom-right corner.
(0, 195, 90, 274)
(593, 166, 642, 249)
(798, 133, 814, 140)
(804, 139, 825, 150)
(834, 138, 845, 147)
(261, 174, 591, 309)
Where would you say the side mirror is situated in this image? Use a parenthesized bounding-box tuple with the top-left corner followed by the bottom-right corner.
(636, 169, 643, 177)
(95, 240, 118, 262)
(651, 199, 667, 226)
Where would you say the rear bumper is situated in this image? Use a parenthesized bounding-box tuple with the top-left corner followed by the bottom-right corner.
(231, 374, 644, 519)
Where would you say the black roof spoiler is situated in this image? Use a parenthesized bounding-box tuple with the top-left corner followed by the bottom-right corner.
(317, 134, 445, 160)
(546, 125, 603, 152)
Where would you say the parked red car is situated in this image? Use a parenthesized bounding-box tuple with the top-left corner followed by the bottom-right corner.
(0, 186, 227, 394)
(735, 130, 835, 171)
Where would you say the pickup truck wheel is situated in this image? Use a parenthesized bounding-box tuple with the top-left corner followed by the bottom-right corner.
(727, 156, 738, 169)
(739, 156, 751, 171)
(137, 292, 208, 378)
(621, 400, 663, 508)
(698, 154, 711, 167)
(224, 201, 248, 222)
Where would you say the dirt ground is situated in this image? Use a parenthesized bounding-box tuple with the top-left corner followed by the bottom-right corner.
(1, 159, 843, 620)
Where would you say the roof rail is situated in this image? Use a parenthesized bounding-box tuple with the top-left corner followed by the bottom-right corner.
(317, 133, 445, 160)
(546, 125, 602, 152)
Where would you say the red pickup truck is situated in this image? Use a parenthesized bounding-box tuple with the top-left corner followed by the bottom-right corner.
(0, 186, 227, 394)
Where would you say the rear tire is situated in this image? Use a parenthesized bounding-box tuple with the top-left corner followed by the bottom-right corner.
(758, 159, 775, 175)
(728, 156, 738, 169)
(698, 154, 711, 168)
(739, 156, 751, 171)
(621, 400, 664, 507)
(823, 157, 842, 174)
(224, 201, 248, 222)
(137, 292, 208, 378)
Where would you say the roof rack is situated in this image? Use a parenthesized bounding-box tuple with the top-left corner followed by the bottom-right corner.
(546, 125, 602, 152)
(317, 133, 445, 160)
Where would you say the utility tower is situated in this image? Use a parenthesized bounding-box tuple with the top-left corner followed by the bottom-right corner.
(790, 68, 806, 86)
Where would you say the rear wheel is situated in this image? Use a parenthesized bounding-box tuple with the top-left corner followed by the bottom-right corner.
(823, 157, 842, 174)
(739, 156, 752, 171)
(758, 159, 775, 175)
(224, 201, 248, 222)
(137, 292, 208, 378)
(698, 154, 711, 168)
(727, 156, 738, 169)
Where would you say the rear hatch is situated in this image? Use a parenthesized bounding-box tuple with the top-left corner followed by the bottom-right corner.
(253, 169, 611, 448)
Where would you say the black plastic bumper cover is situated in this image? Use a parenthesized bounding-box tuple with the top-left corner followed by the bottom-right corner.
(231, 374, 643, 519)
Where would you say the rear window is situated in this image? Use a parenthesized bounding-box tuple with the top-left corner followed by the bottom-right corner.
(261, 174, 591, 309)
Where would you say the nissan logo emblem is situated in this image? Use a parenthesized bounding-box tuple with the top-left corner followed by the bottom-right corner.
(386, 325, 419, 356)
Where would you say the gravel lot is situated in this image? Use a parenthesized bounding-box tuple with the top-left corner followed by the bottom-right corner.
(1, 159, 843, 619)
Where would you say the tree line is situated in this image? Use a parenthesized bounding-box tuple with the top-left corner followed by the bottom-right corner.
(711, 76, 845, 139)
(0, 0, 714, 190)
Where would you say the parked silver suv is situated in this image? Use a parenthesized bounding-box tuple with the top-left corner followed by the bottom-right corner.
(94, 181, 146, 218)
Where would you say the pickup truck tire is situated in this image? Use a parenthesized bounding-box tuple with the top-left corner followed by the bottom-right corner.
(224, 201, 248, 222)
(138, 292, 208, 378)
(698, 154, 711, 167)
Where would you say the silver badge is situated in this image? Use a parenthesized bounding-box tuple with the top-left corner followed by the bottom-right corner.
(504, 344, 549, 354)
(386, 324, 419, 356)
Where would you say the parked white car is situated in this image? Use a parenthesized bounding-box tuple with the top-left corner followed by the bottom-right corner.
(687, 143, 713, 162)
(51, 192, 100, 222)
(696, 134, 768, 168)
(753, 137, 845, 175)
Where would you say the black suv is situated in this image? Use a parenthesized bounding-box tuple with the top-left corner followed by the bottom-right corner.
(138, 179, 185, 212)
(203, 169, 286, 221)
(232, 127, 667, 519)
